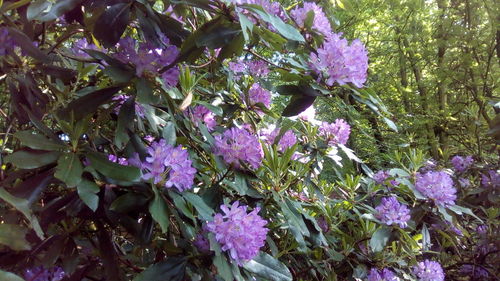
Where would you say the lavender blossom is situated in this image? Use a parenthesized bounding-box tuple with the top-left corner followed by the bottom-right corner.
(458, 177, 470, 188)
(140, 139, 196, 191)
(310, 33, 368, 88)
(214, 127, 263, 170)
(108, 154, 129, 166)
(318, 119, 351, 146)
(415, 171, 457, 206)
(206, 201, 268, 264)
(246, 83, 272, 110)
(450, 155, 474, 173)
(112, 94, 145, 118)
(290, 2, 332, 36)
(24, 266, 66, 281)
(481, 170, 500, 188)
(0, 28, 15, 56)
(190, 105, 217, 131)
(232, 0, 287, 22)
(71, 38, 98, 58)
(247, 60, 270, 77)
(375, 197, 411, 228)
(261, 127, 297, 152)
(367, 268, 398, 281)
(193, 233, 211, 253)
(476, 224, 488, 235)
(412, 260, 445, 281)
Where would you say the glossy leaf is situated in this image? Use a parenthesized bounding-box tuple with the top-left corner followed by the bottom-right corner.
(77, 179, 100, 211)
(149, 187, 170, 233)
(0, 224, 31, 251)
(243, 252, 292, 281)
(14, 131, 65, 151)
(133, 257, 187, 281)
(370, 226, 391, 252)
(5, 150, 60, 169)
(54, 152, 83, 187)
(93, 3, 131, 48)
(86, 151, 141, 182)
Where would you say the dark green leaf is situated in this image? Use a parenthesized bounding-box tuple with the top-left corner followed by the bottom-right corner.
(162, 122, 177, 146)
(136, 78, 157, 104)
(370, 226, 391, 252)
(0, 270, 24, 281)
(182, 192, 214, 220)
(243, 5, 304, 42)
(275, 85, 321, 97)
(115, 96, 135, 148)
(54, 152, 83, 187)
(93, 3, 131, 48)
(217, 33, 244, 64)
(149, 187, 170, 233)
(195, 23, 241, 49)
(77, 179, 100, 211)
(57, 85, 124, 121)
(243, 252, 292, 281)
(383, 117, 398, 132)
(133, 256, 187, 281)
(27, 0, 51, 20)
(103, 65, 135, 83)
(7, 28, 50, 62)
(0, 224, 31, 251)
(14, 131, 65, 151)
(110, 192, 149, 213)
(6, 150, 60, 169)
(0, 188, 44, 239)
(282, 95, 316, 117)
(86, 151, 141, 182)
(213, 255, 233, 281)
(35, 0, 83, 21)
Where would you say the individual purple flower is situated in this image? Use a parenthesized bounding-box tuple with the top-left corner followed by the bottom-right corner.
(298, 105, 317, 122)
(206, 201, 268, 264)
(481, 170, 500, 188)
(71, 38, 99, 58)
(246, 83, 272, 110)
(318, 119, 351, 146)
(108, 154, 129, 166)
(141, 139, 196, 191)
(310, 33, 368, 88)
(214, 127, 263, 170)
(261, 127, 297, 152)
(190, 105, 217, 131)
(367, 268, 398, 281)
(459, 264, 489, 279)
(247, 60, 270, 77)
(375, 197, 411, 228)
(415, 171, 457, 206)
(112, 94, 146, 118)
(373, 170, 390, 185)
(193, 233, 211, 253)
(24, 266, 66, 281)
(0, 28, 16, 56)
(145, 135, 155, 143)
(458, 177, 470, 188)
(316, 216, 329, 233)
(290, 2, 332, 36)
(476, 224, 488, 235)
(413, 260, 445, 281)
(450, 155, 474, 173)
(420, 159, 437, 172)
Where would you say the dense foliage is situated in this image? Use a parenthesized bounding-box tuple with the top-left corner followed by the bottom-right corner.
(0, 0, 498, 280)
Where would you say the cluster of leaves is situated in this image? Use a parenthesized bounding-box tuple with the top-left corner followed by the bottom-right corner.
(0, 0, 498, 280)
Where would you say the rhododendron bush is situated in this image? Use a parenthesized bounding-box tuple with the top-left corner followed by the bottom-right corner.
(0, 0, 498, 280)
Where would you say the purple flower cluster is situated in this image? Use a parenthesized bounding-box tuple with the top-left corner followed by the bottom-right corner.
(261, 127, 297, 152)
(375, 197, 411, 228)
(214, 127, 263, 170)
(373, 170, 399, 187)
(476, 224, 488, 235)
(24, 266, 66, 281)
(206, 201, 268, 264)
(318, 119, 351, 146)
(290, 2, 332, 36)
(193, 233, 211, 253)
(450, 155, 473, 173)
(71, 38, 99, 58)
(481, 170, 500, 188)
(233, 0, 286, 23)
(115, 36, 179, 87)
(367, 268, 398, 281)
(0, 28, 15, 56)
(112, 95, 146, 118)
(458, 177, 470, 188)
(190, 105, 217, 131)
(412, 260, 445, 281)
(140, 139, 196, 192)
(310, 33, 368, 88)
(246, 83, 272, 110)
(229, 59, 270, 79)
(459, 264, 489, 279)
(415, 171, 457, 206)
(108, 154, 129, 166)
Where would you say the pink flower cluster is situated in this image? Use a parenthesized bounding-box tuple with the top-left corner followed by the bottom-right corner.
(310, 33, 368, 88)
(114, 36, 179, 87)
(318, 119, 351, 146)
(261, 127, 297, 152)
(290, 2, 332, 36)
(246, 83, 272, 110)
(190, 105, 217, 131)
(206, 201, 268, 264)
(375, 197, 411, 228)
(139, 139, 196, 192)
(214, 127, 264, 170)
(229, 59, 270, 80)
(450, 155, 473, 173)
(415, 171, 456, 206)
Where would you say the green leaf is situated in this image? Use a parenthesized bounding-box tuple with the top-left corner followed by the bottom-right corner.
(115, 96, 135, 148)
(149, 187, 170, 233)
(0, 188, 44, 239)
(162, 122, 177, 146)
(243, 5, 305, 42)
(182, 192, 214, 220)
(5, 150, 60, 169)
(77, 179, 100, 212)
(195, 22, 241, 49)
(282, 95, 316, 117)
(422, 224, 431, 251)
(35, 0, 83, 21)
(217, 33, 245, 64)
(54, 152, 83, 187)
(133, 257, 187, 281)
(136, 78, 157, 104)
(238, 12, 253, 42)
(27, 0, 51, 21)
(194, 100, 223, 116)
(213, 255, 233, 281)
(383, 117, 398, 132)
(57, 86, 124, 121)
(6, 28, 50, 62)
(0, 270, 24, 281)
(93, 3, 131, 48)
(13, 131, 65, 151)
(0, 224, 31, 251)
(110, 192, 149, 213)
(243, 252, 293, 281)
(275, 85, 320, 97)
(370, 226, 391, 252)
(448, 205, 483, 222)
(86, 151, 141, 182)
